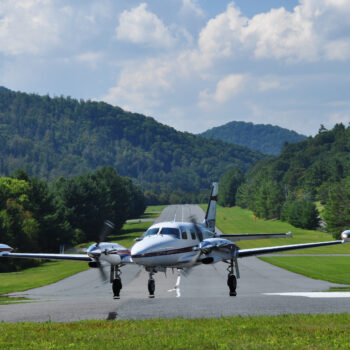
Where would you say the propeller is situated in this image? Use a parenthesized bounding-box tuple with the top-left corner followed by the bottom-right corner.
(92, 220, 116, 282)
(96, 220, 115, 248)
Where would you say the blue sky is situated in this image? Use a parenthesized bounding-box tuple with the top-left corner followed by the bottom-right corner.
(0, 0, 349, 136)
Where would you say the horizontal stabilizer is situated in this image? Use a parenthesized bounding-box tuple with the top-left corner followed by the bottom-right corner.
(216, 232, 292, 242)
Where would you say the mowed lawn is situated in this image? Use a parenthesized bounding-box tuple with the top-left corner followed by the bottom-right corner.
(1, 314, 350, 349)
(0, 261, 88, 295)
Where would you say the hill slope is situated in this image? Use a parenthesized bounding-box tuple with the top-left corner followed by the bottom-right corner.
(0, 88, 263, 197)
(236, 124, 350, 220)
(200, 121, 306, 155)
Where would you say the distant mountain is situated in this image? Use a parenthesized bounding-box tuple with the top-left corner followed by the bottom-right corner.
(0, 88, 264, 199)
(200, 121, 306, 155)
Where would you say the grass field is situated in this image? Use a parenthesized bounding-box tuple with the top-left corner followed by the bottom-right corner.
(0, 260, 88, 295)
(261, 256, 350, 285)
(0, 314, 350, 349)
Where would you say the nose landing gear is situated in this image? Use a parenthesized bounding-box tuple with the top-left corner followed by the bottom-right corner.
(148, 271, 155, 298)
(111, 265, 122, 299)
(227, 259, 237, 297)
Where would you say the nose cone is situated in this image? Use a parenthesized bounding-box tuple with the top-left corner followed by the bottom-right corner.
(131, 235, 176, 264)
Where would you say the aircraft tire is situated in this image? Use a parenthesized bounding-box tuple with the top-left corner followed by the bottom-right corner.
(148, 279, 155, 296)
(227, 274, 237, 297)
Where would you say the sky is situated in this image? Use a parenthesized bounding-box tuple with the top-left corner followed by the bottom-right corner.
(1, 0, 350, 136)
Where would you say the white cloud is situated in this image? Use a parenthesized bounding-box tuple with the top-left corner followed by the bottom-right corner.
(0, 0, 63, 55)
(102, 58, 174, 112)
(116, 3, 174, 48)
(214, 74, 246, 102)
(180, 0, 205, 18)
(194, 0, 350, 64)
(198, 74, 246, 109)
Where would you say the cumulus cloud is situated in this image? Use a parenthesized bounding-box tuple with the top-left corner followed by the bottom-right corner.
(194, 0, 350, 64)
(180, 0, 205, 18)
(198, 74, 246, 109)
(102, 58, 174, 112)
(116, 3, 174, 48)
(0, 0, 63, 55)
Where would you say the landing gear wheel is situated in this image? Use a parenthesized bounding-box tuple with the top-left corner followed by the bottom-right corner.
(148, 279, 155, 298)
(112, 278, 122, 299)
(227, 274, 237, 297)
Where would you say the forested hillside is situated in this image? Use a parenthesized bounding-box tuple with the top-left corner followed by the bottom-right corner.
(234, 124, 350, 235)
(0, 88, 263, 202)
(200, 121, 306, 155)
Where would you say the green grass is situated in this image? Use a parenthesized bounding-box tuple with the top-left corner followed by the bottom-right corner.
(0, 296, 30, 305)
(210, 205, 350, 254)
(261, 256, 350, 285)
(145, 205, 167, 212)
(0, 260, 88, 295)
(1, 314, 350, 349)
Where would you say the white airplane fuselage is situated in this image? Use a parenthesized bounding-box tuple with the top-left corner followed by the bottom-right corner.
(130, 221, 213, 267)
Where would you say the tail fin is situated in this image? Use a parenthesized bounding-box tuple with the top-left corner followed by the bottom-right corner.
(205, 182, 218, 232)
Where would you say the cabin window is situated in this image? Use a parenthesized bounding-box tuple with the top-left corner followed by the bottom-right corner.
(160, 227, 180, 238)
(197, 230, 203, 242)
(190, 230, 196, 240)
(181, 231, 187, 239)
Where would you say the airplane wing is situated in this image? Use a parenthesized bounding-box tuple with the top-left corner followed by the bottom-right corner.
(216, 232, 292, 241)
(0, 251, 92, 261)
(238, 240, 345, 258)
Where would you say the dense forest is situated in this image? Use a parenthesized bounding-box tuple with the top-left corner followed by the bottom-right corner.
(233, 124, 350, 235)
(200, 121, 306, 155)
(0, 167, 145, 272)
(0, 88, 263, 203)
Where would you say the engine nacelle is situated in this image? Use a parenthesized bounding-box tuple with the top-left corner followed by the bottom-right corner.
(0, 243, 13, 255)
(341, 230, 350, 242)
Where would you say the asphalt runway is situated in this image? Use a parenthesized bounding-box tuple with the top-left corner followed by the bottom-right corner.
(2, 204, 350, 322)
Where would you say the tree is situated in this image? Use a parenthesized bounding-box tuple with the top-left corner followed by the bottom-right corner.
(218, 168, 244, 207)
(324, 177, 350, 238)
(281, 198, 319, 229)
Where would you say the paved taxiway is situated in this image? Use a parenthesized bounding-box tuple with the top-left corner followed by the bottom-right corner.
(1, 205, 350, 322)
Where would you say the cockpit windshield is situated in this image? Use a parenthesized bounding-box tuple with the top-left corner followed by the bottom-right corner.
(143, 227, 180, 238)
(144, 227, 159, 237)
(160, 227, 180, 238)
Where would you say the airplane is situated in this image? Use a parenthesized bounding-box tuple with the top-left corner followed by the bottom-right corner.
(1, 182, 350, 299)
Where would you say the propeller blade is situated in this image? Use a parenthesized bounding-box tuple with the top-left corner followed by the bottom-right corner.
(98, 262, 108, 283)
(96, 220, 115, 247)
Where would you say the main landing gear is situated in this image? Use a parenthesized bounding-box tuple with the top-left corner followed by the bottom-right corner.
(227, 259, 237, 297)
(111, 265, 122, 299)
(148, 271, 155, 298)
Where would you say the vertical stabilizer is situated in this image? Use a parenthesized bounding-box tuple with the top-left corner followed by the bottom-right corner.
(205, 182, 218, 232)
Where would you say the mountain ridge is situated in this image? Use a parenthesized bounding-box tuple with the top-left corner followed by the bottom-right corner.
(200, 121, 307, 155)
(0, 87, 264, 201)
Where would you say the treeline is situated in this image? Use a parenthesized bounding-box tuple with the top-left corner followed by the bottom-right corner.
(0, 167, 145, 272)
(0, 88, 263, 200)
(219, 124, 350, 236)
(200, 121, 306, 155)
